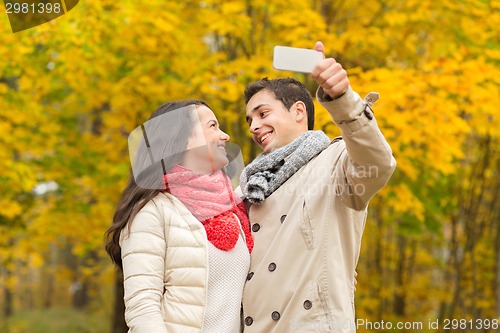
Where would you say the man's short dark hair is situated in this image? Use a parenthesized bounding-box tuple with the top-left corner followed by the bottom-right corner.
(244, 78, 315, 130)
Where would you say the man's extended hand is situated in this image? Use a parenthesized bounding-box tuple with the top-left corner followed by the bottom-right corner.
(311, 41, 349, 100)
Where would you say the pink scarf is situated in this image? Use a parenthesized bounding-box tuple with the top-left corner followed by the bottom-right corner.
(164, 165, 253, 253)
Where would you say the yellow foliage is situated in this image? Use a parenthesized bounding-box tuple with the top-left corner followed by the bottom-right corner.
(6, 274, 17, 289)
(0, 199, 23, 219)
(28, 253, 44, 268)
(391, 184, 425, 222)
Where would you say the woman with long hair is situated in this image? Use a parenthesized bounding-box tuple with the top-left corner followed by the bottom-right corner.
(105, 100, 253, 333)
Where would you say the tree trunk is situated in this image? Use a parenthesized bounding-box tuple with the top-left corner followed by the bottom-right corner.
(3, 267, 13, 317)
(374, 202, 384, 319)
(72, 280, 89, 309)
(43, 267, 54, 309)
(393, 235, 406, 317)
(111, 270, 128, 333)
(495, 197, 500, 318)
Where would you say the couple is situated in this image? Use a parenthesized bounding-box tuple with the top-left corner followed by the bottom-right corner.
(105, 42, 396, 333)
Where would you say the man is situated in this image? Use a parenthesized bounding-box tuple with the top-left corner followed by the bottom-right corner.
(239, 41, 396, 332)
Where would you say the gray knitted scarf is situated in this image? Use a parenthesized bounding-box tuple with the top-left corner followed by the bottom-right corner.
(240, 130, 331, 204)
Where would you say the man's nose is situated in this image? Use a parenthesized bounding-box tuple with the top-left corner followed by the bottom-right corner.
(250, 119, 261, 133)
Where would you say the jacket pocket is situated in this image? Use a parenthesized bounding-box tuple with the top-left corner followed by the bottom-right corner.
(300, 198, 316, 249)
(289, 281, 329, 332)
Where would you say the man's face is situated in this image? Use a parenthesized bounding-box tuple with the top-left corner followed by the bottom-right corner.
(245, 90, 305, 153)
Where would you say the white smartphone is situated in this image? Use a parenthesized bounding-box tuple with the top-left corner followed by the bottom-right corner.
(273, 46, 323, 73)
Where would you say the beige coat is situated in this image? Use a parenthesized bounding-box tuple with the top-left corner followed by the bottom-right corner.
(120, 193, 208, 333)
(241, 87, 396, 332)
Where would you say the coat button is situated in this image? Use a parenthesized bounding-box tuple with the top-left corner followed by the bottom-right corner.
(245, 316, 253, 326)
(303, 300, 312, 310)
(252, 223, 260, 232)
(280, 215, 287, 223)
(268, 262, 276, 271)
(247, 272, 254, 281)
(271, 311, 280, 321)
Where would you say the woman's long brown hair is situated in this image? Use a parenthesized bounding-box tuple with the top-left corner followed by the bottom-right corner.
(104, 100, 208, 269)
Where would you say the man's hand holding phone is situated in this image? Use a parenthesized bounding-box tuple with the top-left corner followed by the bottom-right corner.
(311, 41, 349, 100)
(272, 41, 349, 100)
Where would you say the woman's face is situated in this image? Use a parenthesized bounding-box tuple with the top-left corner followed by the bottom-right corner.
(184, 105, 230, 173)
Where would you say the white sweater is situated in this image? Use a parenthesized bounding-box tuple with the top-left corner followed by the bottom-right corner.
(203, 235, 250, 332)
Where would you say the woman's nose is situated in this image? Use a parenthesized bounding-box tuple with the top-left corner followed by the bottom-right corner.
(220, 130, 230, 141)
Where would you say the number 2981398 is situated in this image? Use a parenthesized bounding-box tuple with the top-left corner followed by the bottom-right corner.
(6, 2, 62, 14)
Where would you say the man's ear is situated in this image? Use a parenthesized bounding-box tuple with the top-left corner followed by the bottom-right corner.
(293, 101, 307, 124)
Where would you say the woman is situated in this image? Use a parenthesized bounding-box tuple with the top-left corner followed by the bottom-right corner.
(105, 100, 253, 333)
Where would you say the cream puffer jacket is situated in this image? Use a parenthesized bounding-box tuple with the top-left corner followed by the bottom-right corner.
(120, 192, 208, 333)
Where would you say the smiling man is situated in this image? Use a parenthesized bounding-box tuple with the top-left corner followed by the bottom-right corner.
(239, 41, 396, 333)
(244, 76, 315, 153)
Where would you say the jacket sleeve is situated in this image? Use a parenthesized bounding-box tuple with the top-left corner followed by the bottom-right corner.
(317, 86, 397, 210)
(120, 202, 169, 333)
